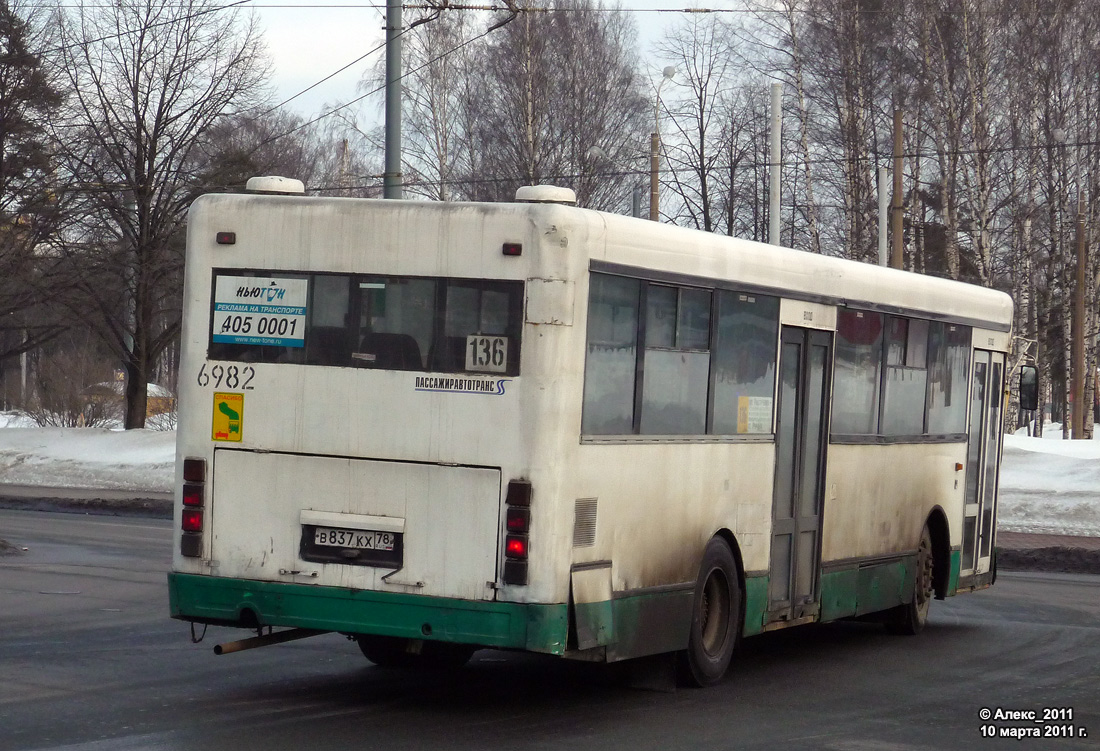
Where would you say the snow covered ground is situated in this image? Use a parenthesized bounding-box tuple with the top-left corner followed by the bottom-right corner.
(0, 412, 174, 494)
(1000, 428, 1100, 536)
(0, 412, 1097, 537)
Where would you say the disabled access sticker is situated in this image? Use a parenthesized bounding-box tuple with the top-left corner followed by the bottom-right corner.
(212, 392, 244, 442)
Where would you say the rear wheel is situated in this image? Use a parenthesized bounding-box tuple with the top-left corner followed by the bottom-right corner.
(356, 635, 475, 669)
(885, 525, 934, 635)
(678, 536, 742, 687)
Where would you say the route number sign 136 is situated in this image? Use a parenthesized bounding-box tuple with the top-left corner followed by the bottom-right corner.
(465, 335, 508, 373)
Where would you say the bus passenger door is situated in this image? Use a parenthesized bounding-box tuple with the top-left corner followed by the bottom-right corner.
(768, 327, 832, 623)
(963, 350, 1004, 577)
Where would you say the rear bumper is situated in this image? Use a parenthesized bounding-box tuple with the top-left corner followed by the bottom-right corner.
(168, 572, 567, 654)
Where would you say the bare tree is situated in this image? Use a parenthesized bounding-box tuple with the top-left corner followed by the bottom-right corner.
(53, 0, 269, 428)
(472, 0, 648, 210)
(742, 0, 824, 252)
(656, 14, 738, 232)
(398, 9, 478, 200)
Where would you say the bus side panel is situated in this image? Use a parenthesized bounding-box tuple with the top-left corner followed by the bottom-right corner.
(568, 443, 776, 590)
(819, 442, 966, 618)
(822, 443, 966, 560)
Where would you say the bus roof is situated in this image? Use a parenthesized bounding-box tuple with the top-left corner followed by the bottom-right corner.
(588, 210, 1013, 333)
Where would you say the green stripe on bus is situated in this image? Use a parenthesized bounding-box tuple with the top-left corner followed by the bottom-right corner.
(743, 576, 768, 636)
(819, 568, 859, 621)
(168, 573, 568, 654)
(948, 549, 961, 595)
(819, 557, 914, 621)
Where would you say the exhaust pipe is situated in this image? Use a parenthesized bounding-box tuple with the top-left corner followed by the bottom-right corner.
(214, 628, 328, 655)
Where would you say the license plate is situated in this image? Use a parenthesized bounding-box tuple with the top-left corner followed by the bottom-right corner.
(313, 527, 396, 551)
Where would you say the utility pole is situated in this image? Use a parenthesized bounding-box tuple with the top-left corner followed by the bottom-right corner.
(383, 0, 402, 198)
(1072, 197, 1086, 438)
(891, 110, 904, 269)
(650, 67, 676, 221)
(769, 83, 782, 246)
(649, 133, 660, 220)
(877, 166, 888, 266)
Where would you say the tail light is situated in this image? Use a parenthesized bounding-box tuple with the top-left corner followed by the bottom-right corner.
(502, 480, 530, 585)
(180, 457, 206, 558)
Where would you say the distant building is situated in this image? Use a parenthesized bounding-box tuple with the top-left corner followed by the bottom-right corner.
(83, 381, 176, 419)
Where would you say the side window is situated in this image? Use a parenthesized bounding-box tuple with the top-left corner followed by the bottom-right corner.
(881, 316, 929, 435)
(581, 272, 779, 438)
(711, 292, 779, 434)
(639, 286, 711, 434)
(582, 274, 640, 435)
(832, 310, 884, 434)
(833, 309, 969, 439)
(927, 322, 971, 434)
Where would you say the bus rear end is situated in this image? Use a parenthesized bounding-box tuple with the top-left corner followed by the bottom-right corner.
(168, 186, 583, 661)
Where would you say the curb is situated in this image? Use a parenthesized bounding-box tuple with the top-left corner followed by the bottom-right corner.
(997, 546, 1100, 575)
(0, 496, 172, 519)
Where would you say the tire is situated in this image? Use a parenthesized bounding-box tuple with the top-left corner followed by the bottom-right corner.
(356, 635, 475, 669)
(677, 536, 742, 687)
(885, 524, 934, 635)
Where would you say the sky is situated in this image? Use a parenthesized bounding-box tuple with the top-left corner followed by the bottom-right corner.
(255, 1, 387, 117)
(0, 411, 1097, 537)
(254, 0, 680, 118)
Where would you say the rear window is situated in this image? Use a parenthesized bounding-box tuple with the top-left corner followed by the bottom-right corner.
(207, 270, 523, 376)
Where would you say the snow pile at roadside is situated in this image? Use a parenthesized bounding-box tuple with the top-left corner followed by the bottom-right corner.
(1000, 427, 1100, 537)
(0, 413, 174, 493)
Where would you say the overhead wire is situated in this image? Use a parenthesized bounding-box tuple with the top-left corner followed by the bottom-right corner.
(3, 0, 256, 62)
(17, 0, 1091, 190)
(251, 3, 521, 148)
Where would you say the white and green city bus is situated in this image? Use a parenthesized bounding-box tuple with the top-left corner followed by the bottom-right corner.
(168, 178, 1033, 685)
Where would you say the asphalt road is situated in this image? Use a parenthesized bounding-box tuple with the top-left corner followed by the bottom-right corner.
(1, 508, 1097, 751)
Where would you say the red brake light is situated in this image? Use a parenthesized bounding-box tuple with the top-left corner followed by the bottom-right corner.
(182, 509, 203, 533)
(505, 535, 528, 560)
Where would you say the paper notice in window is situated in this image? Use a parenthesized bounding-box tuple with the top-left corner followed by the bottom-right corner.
(737, 396, 773, 434)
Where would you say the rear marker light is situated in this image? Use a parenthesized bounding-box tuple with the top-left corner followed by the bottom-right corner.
(182, 483, 204, 507)
(216, 232, 236, 245)
(503, 478, 531, 585)
(506, 479, 532, 507)
(183, 458, 206, 483)
(180, 533, 202, 558)
(503, 560, 528, 585)
(180, 457, 207, 558)
(182, 509, 203, 533)
(506, 507, 530, 533)
(502, 242, 522, 256)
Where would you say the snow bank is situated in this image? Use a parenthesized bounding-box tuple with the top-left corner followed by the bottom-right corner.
(0, 414, 173, 493)
(1000, 427, 1100, 536)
